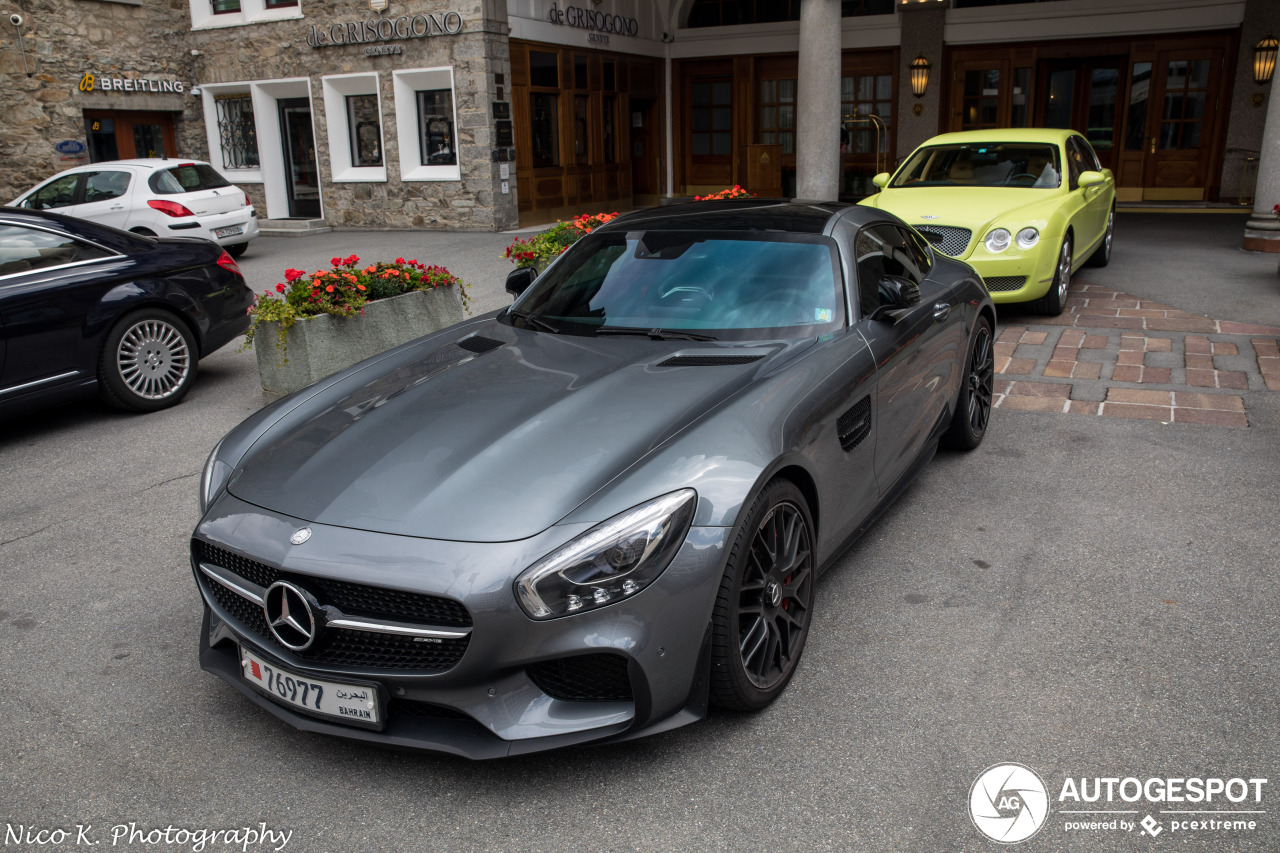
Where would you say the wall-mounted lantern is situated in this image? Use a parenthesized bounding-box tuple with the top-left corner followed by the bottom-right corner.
(1254, 34, 1278, 85)
(910, 54, 932, 98)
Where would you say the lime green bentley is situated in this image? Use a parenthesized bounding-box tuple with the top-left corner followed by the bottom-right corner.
(861, 128, 1115, 315)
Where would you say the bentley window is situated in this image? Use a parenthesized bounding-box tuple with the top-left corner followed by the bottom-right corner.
(891, 143, 1062, 189)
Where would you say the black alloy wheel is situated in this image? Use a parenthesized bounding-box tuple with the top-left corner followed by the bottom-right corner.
(710, 479, 816, 711)
(944, 315, 995, 450)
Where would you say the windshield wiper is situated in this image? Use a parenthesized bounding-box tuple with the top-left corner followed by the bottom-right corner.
(509, 309, 560, 334)
(594, 326, 719, 342)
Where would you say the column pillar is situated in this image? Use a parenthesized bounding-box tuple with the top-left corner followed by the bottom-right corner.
(1243, 54, 1280, 251)
(795, 0, 841, 200)
(896, 1, 947, 164)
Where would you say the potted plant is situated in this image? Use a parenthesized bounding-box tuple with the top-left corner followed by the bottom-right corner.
(503, 212, 618, 272)
(244, 255, 471, 396)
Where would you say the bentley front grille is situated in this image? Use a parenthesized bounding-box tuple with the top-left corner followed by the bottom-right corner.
(915, 225, 972, 257)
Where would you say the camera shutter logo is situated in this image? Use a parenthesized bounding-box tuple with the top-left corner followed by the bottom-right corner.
(969, 763, 1050, 844)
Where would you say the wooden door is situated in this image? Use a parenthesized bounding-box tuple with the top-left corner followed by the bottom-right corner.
(84, 110, 177, 161)
(1141, 47, 1223, 200)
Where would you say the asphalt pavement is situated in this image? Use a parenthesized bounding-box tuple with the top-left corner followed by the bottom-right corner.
(0, 216, 1277, 853)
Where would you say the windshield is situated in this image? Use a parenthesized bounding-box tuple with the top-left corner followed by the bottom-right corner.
(891, 143, 1061, 189)
(507, 231, 843, 340)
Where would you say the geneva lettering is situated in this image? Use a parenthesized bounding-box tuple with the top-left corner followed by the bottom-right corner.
(305, 11, 463, 48)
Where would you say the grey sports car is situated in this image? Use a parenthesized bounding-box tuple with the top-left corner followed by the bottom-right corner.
(192, 201, 995, 758)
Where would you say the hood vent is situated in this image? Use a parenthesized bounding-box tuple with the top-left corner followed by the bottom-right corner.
(837, 396, 872, 451)
(657, 354, 766, 367)
(456, 335, 504, 354)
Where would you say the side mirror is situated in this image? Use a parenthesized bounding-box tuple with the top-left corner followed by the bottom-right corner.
(871, 172, 890, 189)
(505, 266, 536, 298)
(1078, 170, 1106, 188)
(871, 275, 921, 322)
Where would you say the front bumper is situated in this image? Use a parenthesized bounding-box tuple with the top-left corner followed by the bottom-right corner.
(192, 495, 728, 758)
(962, 245, 1056, 304)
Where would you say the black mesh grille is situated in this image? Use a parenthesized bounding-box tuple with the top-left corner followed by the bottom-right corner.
(457, 336, 504, 354)
(527, 654, 633, 702)
(983, 275, 1027, 292)
(389, 699, 475, 721)
(656, 354, 765, 367)
(837, 396, 872, 451)
(194, 540, 471, 626)
(915, 225, 972, 257)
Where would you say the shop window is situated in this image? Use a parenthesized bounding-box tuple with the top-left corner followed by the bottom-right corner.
(1010, 67, 1031, 128)
(346, 95, 382, 167)
(603, 96, 616, 165)
(572, 95, 590, 166)
(840, 74, 892, 155)
(691, 79, 732, 157)
(531, 93, 560, 168)
(603, 60, 616, 92)
(86, 117, 119, 162)
(190, 0, 302, 30)
(530, 52, 559, 88)
(963, 69, 1002, 130)
(264, 0, 297, 6)
(758, 79, 796, 155)
(1124, 62, 1152, 152)
(574, 55, 588, 90)
(392, 67, 460, 181)
(212, 0, 239, 13)
(214, 95, 260, 169)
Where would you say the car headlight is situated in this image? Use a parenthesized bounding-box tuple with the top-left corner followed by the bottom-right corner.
(984, 228, 1012, 253)
(514, 489, 697, 620)
(199, 439, 232, 514)
(1016, 227, 1039, 249)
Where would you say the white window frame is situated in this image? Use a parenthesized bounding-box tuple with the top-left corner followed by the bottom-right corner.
(198, 84, 263, 184)
(189, 0, 302, 31)
(321, 73, 387, 183)
(392, 67, 462, 182)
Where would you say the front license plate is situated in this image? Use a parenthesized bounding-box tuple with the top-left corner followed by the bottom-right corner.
(239, 647, 381, 727)
(214, 225, 243, 238)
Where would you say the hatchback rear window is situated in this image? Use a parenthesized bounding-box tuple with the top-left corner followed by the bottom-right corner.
(148, 164, 232, 195)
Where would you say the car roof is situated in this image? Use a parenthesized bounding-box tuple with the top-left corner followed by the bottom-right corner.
(47, 158, 211, 174)
(916, 128, 1079, 148)
(597, 199, 876, 235)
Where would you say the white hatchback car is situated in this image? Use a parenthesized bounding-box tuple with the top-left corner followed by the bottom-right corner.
(10, 159, 259, 257)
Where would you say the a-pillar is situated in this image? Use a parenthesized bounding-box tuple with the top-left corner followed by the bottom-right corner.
(795, 0, 841, 201)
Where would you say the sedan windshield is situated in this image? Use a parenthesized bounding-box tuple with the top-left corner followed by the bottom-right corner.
(508, 231, 844, 340)
(891, 143, 1061, 189)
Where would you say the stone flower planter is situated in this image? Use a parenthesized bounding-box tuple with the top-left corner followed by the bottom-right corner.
(254, 287, 465, 396)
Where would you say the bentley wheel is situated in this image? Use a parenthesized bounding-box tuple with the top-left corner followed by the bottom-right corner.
(1086, 209, 1113, 268)
(710, 479, 816, 711)
(943, 315, 994, 451)
(1033, 235, 1072, 316)
(98, 309, 198, 412)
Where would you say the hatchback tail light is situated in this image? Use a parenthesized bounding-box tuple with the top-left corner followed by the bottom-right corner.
(216, 250, 243, 277)
(148, 199, 196, 218)
(244, 193, 252, 208)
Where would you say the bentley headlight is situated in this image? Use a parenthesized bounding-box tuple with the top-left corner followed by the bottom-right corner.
(199, 438, 231, 514)
(1016, 227, 1040, 249)
(515, 489, 697, 620)
(984, 228, 1012, 253)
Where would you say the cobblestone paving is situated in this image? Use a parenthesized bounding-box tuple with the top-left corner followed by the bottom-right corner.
(993, 281, 1280, 428)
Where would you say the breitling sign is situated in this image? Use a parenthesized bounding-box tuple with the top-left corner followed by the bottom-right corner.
(305, 10, 463, 48)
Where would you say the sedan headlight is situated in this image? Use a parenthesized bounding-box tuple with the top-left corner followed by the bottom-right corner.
(515, 489, 697, 620)
(199, 439, 232, 513)
(1016, 227, 1039, 249)
(984, 228, 1012, 253)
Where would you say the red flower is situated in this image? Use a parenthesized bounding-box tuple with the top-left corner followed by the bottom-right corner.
(357, 285, 366, 291)
(285, 268, 305, 282)
(395, 257, 405, 264)
(344, 254, 359, 265)
(275, 283, 286, 293)
(326, 285, 335, 293)
(331, 258, 342, 266)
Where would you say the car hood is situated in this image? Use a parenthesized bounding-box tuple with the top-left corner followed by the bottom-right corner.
(863, 187, 1062, 240)
(227, 322, 789, 542)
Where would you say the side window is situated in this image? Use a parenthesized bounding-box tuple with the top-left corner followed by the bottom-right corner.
(1072, 136, 1101, 172)
(900, 227, 933, 279)
(23, 175, 81, 211)
(0, 224, 114, 278)
(855, 224, 922, 318)
(1064, 140, 1085, 189)
(83, 171, 132, 203)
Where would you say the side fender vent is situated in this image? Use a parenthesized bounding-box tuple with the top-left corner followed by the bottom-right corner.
(656, 354, 766, 367)
(837, 396, 872, 451)
(457, 335, 504, 354)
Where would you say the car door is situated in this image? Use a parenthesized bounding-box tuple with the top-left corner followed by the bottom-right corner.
(0, 222, 122, 397)
(1070, 136, 1112, 257)
(854, 223, 966, 495)
(16, 173, 82, 213)
(63, 169, 136, 230)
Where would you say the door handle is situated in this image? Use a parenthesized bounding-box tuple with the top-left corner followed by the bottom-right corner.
(1150, 136, 1156, 154)
(933, 302, 952, 322)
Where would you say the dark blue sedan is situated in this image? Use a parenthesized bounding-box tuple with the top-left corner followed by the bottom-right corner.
(0, 207, 253, 416)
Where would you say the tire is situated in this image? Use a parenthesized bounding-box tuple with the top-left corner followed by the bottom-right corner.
(943, 315, 994, 451)
(225, 242, 248, 259)
(1031, 234, 1072, 316)
(98, 309, 198, 412)
(129, 227, 156, 237)
(710, 479, 816, 711)
(1085, 208, 1113, 268)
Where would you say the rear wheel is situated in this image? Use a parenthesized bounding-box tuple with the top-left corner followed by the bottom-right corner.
(129, 227, 156, 237)
(98, 309, 198, 412)
(710, 479, 816, 711)
(1031, 234, 1072, 316)
(1086, 208, 1113, 267)
(225, 242, 248, 259)
(943, 315, 994, 450)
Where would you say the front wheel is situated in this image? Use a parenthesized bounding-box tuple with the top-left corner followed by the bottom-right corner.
(1031, 235, 1072, 316)
(1086, 209, 1113, 268)
(710, 479, 816, 711)
(98, 309, 198, 412)
(943, 315, 994, 450)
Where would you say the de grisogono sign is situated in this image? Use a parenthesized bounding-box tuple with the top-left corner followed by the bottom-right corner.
(547, 3, 640, 38)
(305, 10, 463, 49)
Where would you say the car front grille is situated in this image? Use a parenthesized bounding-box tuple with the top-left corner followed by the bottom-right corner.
(194, 539, 471, 672)
(983, 276, 1027, 292)
(915, 225, 972, 257)
(527, 654, 633, 702)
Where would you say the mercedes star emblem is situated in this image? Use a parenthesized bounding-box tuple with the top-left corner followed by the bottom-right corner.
(263, 581, 319, 651)
(290, 527, 312, 545)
